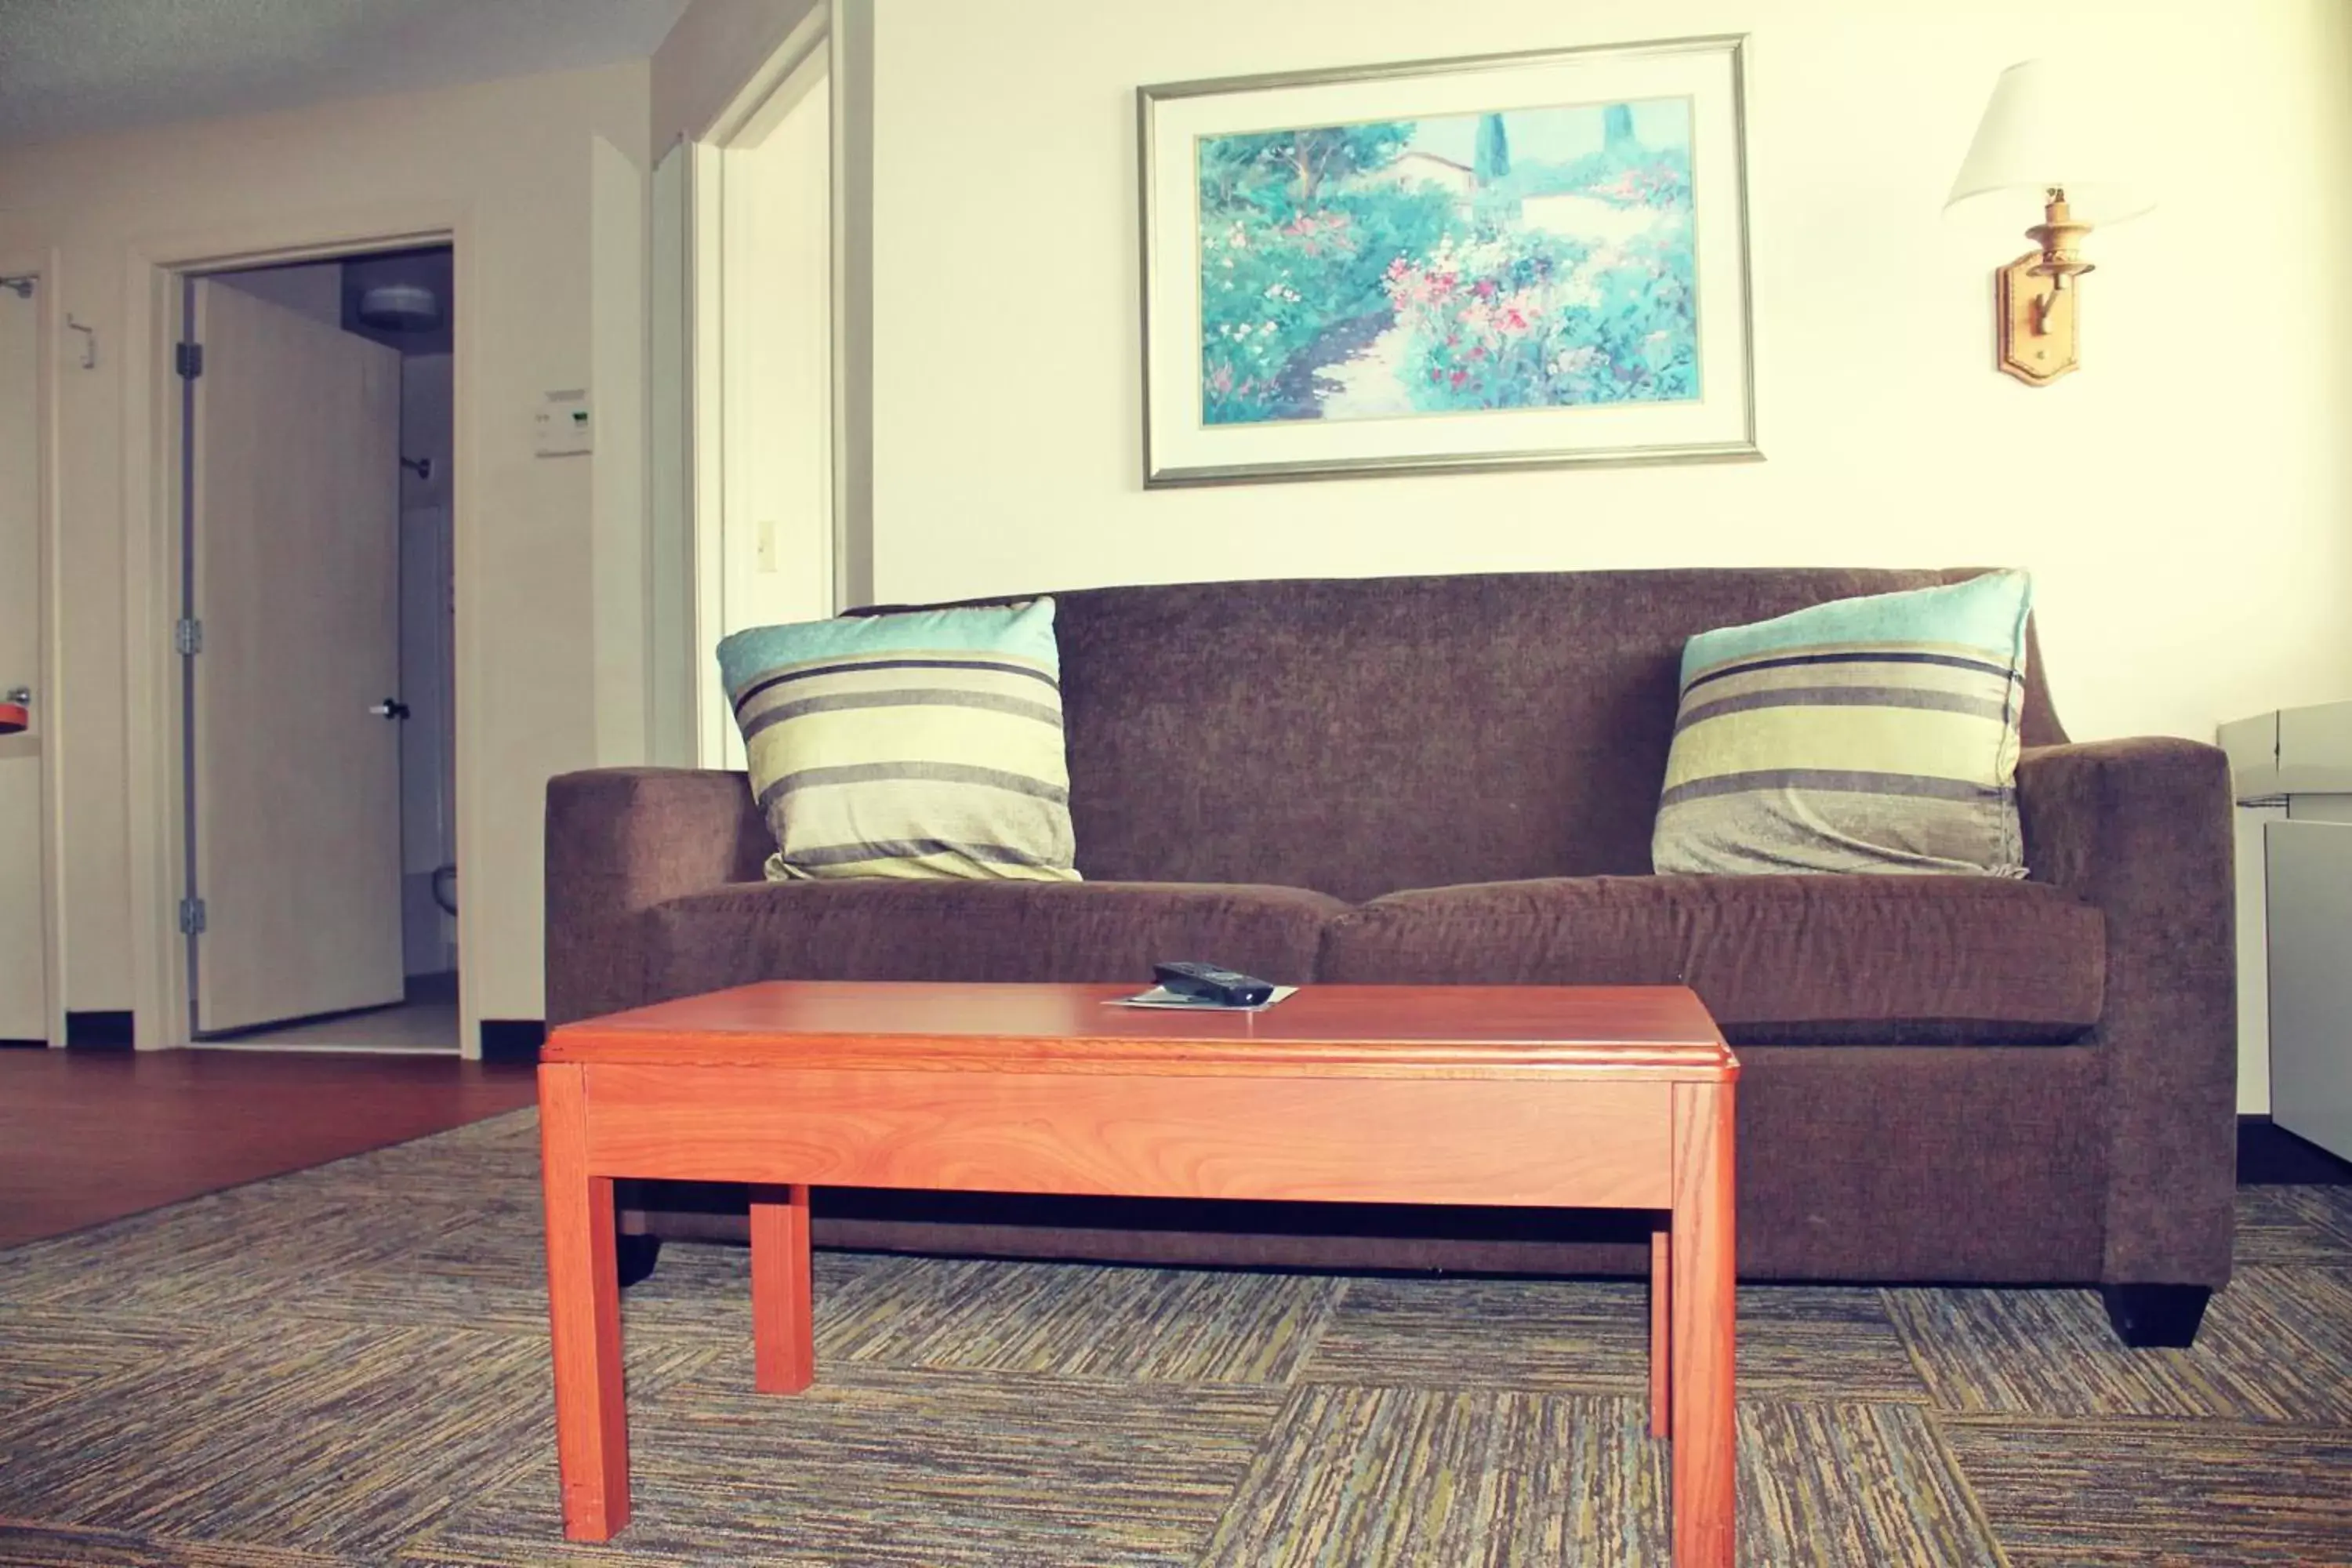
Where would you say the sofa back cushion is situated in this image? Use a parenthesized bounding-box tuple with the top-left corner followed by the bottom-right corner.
(1652, 570, 2035, 877)
(904, 569, 2063, 903)
(717, 600, 1080, 883)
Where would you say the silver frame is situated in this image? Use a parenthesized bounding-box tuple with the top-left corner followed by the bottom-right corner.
(1138, 34, 1758, 488)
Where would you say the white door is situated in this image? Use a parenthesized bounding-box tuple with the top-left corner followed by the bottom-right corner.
(0, 281, 46, 1044)
(706, 71, 835, 772)
(188, 279, 405, 1033)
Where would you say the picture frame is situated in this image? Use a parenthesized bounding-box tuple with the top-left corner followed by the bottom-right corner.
(1138, 35, 1757, 488)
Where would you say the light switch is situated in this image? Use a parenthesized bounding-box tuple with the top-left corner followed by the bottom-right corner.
(535, 387, 592, 457)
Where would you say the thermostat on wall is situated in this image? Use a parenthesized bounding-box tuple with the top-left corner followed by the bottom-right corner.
(535, 387, 592, 456)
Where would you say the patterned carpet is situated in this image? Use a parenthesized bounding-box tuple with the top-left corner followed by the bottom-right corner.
(2, 1112, 2350, 1566)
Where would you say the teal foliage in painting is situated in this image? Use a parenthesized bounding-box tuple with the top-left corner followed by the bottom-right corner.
(1196, 98, 1700, 425)
(1198, 121, 1452, 423)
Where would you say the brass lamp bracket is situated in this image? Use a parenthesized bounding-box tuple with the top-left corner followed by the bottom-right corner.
(1996, 188, 2093, 386)
(1997, 251, 2077, 383)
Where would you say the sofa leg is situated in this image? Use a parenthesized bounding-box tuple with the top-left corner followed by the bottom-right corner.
(2101, 1283, 2211, 1348)
(616, 1234, 662, 1289)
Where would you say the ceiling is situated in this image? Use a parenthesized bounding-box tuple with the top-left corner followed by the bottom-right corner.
(0, 0, 691, 148)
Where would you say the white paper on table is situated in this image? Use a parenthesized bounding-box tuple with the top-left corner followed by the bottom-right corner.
(1105, 985, 1300, 1012)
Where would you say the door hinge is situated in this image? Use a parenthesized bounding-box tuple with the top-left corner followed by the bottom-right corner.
(175, 342, 203, 379)
(174, 618, 202, 655)
(177, 897, 207, 936)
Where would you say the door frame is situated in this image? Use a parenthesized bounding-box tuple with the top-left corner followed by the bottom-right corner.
(124, 203, 479, 1053)
(0, 246, 65, 1047)
(681, 9, 836, 768)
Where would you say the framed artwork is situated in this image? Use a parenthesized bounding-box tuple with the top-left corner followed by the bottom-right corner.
(1138, 36, 1755, 487)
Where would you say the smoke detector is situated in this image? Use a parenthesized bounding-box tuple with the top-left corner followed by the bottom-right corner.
(357, 283, 440, 332)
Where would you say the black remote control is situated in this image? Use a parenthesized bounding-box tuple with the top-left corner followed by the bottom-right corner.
(1152, 962, 1276, 1007)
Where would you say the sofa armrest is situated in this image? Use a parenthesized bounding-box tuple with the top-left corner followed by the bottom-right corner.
(545, 768, 771, 1026)
(2016, 738, 2236, 1287)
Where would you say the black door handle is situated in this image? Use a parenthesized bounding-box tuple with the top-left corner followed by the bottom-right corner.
(368, 698, 411, 720)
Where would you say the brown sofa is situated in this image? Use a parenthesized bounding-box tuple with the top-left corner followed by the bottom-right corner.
(546, 568, 2236, 1347)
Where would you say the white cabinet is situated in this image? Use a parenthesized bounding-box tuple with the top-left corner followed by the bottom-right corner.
(2223, 700, 2352, 1156)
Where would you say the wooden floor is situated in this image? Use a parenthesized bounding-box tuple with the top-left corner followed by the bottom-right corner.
(0, 1047, 537, 1248)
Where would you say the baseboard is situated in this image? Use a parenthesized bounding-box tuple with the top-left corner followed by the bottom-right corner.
(2238, 1113, 2352, 1185)
(478, 1018, 545, 1065)
(0, 1037, 47, 1050)
(64, 1011, 134, 1051)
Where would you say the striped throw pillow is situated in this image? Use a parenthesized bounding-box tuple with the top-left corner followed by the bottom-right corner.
(1652, 571, 2034, 877)
(716, 600, 1080, 882)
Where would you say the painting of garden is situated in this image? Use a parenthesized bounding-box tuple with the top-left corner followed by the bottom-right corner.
(1196, 98, 1697, 426)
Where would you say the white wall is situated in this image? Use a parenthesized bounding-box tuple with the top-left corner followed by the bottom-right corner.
(0, 61, 653, 1034)
(864, 0, 2352, 745)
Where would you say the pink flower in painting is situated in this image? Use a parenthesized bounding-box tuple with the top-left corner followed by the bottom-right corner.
(1388, 264, 1462, 310)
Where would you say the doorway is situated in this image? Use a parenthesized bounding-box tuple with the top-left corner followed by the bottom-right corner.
(659, 36, 836, 771)
(179, 246, 459, 1054)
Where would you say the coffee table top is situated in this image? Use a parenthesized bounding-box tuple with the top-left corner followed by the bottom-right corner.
(545, 982, 1734, 1081)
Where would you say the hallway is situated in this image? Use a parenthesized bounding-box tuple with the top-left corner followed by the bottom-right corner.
(195, 972, 462, 1054)
(0, 1046, 535, 1247)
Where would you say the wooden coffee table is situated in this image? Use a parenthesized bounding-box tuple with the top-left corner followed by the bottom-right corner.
(538, 981, 1738, 1565)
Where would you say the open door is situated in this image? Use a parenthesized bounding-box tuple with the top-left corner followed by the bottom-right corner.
(186, 278, 405, 1034)
(0, 278, 45, 1044)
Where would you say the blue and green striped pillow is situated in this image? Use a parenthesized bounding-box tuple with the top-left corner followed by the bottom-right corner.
(716, 600, 1080, 882)
(1652, 571, 2033, 877)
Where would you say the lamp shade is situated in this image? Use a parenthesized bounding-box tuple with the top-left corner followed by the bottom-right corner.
(1945, 59, 2156, 226)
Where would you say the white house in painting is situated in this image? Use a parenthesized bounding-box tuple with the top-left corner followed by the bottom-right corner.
(1381, 149, 1475, 196)
(1519, 191, 1666, 245)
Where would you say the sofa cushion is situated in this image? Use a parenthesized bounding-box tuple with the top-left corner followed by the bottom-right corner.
(1653, 570, 2034, 878)
(714, 599, 1080, 882)
(906, 570, 2067, 902)
(1320, 874, 2104, 1044)
(644, 879, 1345, 1001)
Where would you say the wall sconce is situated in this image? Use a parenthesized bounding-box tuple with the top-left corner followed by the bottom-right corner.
(1946, 60, 2154, 386)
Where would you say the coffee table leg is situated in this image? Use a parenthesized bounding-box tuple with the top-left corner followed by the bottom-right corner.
(1650, 1226, 1671, 1439)
(539, 1064, 630, 1541)
(1671, 1080, 1736, 1568)
(751, 1182, 815, 1393)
